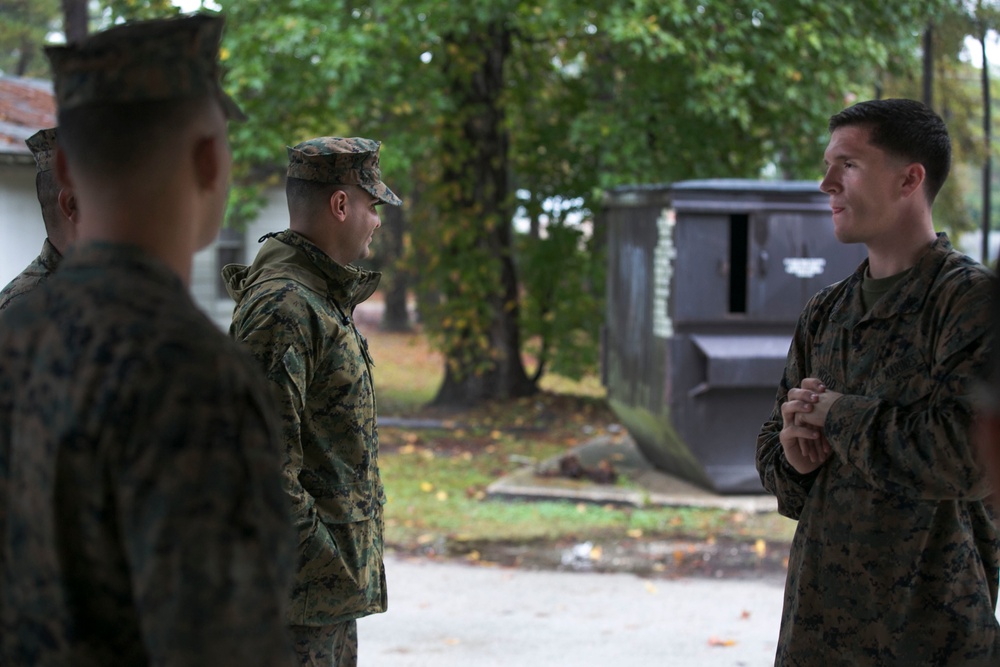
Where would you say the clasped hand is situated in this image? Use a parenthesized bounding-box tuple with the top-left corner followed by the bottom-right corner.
(779, 378, 842, 474)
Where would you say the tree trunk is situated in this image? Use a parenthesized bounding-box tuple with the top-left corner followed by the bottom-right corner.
(379, 202, 412, 332)
(15, 39, 33, 76)
(432, 20, 535, 406)
(62, 0, 88, 43)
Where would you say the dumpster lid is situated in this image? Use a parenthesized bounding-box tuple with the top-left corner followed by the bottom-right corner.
(670, 179, 828, 214)
(690, 334, 791, 360)
(689, 334, 790, 391)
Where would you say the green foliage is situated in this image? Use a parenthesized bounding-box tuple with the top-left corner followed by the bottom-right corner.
(213, 0, 967, 397)
(11, 0, 993, 397)
(99, 0, 180, 24)
(877, 0, 1000, 239)
(517, 217, 604, 381)
(0, 0, 61, 77)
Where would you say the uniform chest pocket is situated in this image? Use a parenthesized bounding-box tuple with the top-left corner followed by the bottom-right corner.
(864, 349, 932, 407)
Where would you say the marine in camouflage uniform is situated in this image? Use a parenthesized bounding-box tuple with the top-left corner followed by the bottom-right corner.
(0, 14, 295, 666)
(225, 137, 402, 667)
(757, 99, 1000, 666)
(0, 128, 76, 312)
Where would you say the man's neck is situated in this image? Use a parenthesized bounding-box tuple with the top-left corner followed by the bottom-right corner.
(74, 196, 198, 286)
(865, 214, 937, 279)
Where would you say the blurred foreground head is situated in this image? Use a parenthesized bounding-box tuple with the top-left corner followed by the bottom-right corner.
(44, 12, 244, 253)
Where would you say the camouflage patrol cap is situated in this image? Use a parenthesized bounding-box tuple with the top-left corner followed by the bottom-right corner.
(287, 137, 402, 206)
(25, 128, 58, 173)
(44, 13, 245, 121)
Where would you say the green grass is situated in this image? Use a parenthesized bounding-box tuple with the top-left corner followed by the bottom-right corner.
(378, 423, 796, 551)
(363, 323, 797, 553)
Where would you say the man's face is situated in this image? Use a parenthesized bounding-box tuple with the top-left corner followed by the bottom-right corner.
(819, 125, 909, 246)
(343, 188, 382, 263)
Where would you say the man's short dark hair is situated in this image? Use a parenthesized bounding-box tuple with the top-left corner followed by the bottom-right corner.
(829, 98, 951, 204)
(57, 96, 214, 178)
(285, 176, 351, 213)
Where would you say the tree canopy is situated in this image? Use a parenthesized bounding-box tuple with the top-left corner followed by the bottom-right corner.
(3, 0, 999, 404)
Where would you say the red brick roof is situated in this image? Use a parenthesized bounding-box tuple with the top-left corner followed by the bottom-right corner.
(0, 75, 55, 156)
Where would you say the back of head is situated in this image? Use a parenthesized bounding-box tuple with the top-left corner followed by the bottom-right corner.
(829, 98, 951, 204)
(45, 13, 244, 181)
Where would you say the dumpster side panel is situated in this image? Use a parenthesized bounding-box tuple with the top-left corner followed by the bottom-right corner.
(603, 203, 664, 411)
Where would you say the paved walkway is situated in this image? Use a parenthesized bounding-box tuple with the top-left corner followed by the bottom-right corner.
(359, 554, 785, 667)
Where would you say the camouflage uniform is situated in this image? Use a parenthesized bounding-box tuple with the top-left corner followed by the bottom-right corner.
(225, 137, 400, 666)
(0, 239, 62, 312)
(225, 231, 386, 626)
(0, 14, 295, 666)
(0, 129, 64, 312)
(757, 234, 1000, 665)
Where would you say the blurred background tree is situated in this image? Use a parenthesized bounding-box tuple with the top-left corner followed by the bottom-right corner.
(4, 0, 998, 404)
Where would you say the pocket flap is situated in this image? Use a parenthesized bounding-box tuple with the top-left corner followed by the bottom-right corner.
(313, 481, 378, 524)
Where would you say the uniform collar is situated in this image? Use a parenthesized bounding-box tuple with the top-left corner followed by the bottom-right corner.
(828, 233, 954, 328)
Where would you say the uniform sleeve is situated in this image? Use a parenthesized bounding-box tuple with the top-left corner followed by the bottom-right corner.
(116, 355, 296, 666)
(231, 292, 342, 606)
(756, 307, 822, 519)
(824, 271, 994, 500)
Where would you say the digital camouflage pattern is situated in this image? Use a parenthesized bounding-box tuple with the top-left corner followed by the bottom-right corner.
(44, 13, 245, 120)
(0, 239, 62, 313)
(286, 137, 402, 206)
(26, 127, 57, 172)
(224, 229, 387, 627)
(0, 243, 296, 666)
(290, 621, 358, 666)
(0, 129, 64, 312)
(757, 234, 1000, 666)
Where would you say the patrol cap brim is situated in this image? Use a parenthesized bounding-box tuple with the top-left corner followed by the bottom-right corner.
(360, 181, 402, 207)
(219, 91, 246, 122)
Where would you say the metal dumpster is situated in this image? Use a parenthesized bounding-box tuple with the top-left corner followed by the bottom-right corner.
(600, 179, 867, 493)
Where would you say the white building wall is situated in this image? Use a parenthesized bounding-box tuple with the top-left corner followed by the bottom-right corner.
(191, 184, 288, 329)
(0, 162, 47, 288)
(0, 167, 289, 332)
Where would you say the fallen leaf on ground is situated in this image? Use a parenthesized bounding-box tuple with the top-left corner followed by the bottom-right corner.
(707, 637, 737, 647)
(754, 539, 767, 558)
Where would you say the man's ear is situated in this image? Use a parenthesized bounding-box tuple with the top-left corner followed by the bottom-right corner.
(58, 189, 78, 223)
(193, 134, 221, 191)
(900, 162, 926, 199)
(328, 189, 349, 221)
